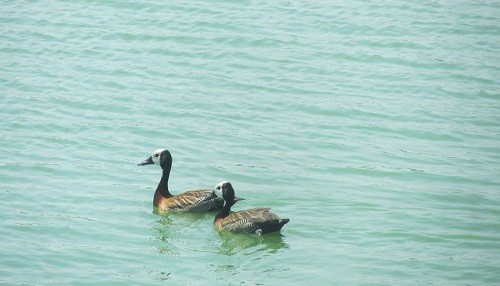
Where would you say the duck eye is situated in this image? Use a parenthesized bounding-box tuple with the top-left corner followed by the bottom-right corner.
(154, 154, 159, 158)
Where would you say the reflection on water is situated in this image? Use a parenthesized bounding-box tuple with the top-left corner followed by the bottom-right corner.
(151, 210, 289, 256)
(154, 213, 174, 225)
(150, 212, 206, 255)
(153, 209, 212, 226)
(217, 231, 289, 256)
(211, 232, 291, 282)
(148, 209, 290, 283)
(152, 207, 168, 217)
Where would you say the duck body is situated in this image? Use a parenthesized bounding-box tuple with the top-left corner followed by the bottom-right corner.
(210, 181, 289, 234)
(154, 189, 223, 213)
(215, 207, 290, 234)
(139, 149, 227, 213)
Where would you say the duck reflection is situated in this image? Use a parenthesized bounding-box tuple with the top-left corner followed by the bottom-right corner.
(151, 212, 213, 255)
(216, 231, 289, 256)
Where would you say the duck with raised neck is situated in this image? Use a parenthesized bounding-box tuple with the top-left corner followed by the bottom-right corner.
(138, 149, 240, 213)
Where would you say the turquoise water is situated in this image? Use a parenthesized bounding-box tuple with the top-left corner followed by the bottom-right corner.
(1, 1, 499, 285)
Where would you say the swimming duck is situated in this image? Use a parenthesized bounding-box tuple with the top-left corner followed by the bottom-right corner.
(138, 149, 234, 213)
(205, 181, 289, 234)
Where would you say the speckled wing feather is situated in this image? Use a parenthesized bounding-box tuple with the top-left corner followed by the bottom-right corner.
(180, 190, 223, 213)
(164, 189, 220, 212)
(219, 208, 283, 233)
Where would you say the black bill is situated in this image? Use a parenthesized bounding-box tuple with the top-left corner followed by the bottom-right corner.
(138, 156, 154, 166)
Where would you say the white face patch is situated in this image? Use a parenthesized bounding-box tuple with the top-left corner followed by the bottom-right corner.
(151, 149, 166, 165)
(215, 188, 223, 198)
(214, 181, 229, 198)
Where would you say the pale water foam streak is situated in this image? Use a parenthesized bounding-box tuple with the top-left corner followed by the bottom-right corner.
(1, 1, 499, 285)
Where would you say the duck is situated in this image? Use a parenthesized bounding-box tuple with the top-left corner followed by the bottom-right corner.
(138, 148, 240, 213)
(205, 181, 289, 234)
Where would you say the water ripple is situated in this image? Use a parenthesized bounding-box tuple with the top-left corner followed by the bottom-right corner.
(1, 0, 499, 285)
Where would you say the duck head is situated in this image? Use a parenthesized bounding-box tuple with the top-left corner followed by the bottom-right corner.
(203, 181, 236, 204)
(138, 148, 172, 169)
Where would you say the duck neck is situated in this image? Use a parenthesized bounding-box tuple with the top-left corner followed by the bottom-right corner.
(214, 200, 234, 223)
(154, 164, 173, 205)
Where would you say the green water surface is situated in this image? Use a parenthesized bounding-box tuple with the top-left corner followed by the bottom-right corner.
(1, 1, 499, 285)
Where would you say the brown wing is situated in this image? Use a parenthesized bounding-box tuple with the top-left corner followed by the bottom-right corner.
(179, 189, 213, 198)
(163, 189, 220, 212)
(219, 208, 283, 233)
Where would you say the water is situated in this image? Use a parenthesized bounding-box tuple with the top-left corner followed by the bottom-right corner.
(1, 1, 499, 285)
